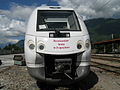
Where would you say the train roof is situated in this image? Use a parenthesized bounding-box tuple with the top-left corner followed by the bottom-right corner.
(36, 6, 74, 11)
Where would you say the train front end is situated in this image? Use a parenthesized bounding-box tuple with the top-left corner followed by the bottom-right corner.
(25, 6, 91, 85)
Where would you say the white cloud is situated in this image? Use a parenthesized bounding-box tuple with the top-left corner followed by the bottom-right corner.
(0, 4, 35, 20)
(57, 0, 120, 19)
(0, 4, 36, 44)
(0, 15, 25, 37)
(1, 38, 19, 44)
(0, 37, 19, 44)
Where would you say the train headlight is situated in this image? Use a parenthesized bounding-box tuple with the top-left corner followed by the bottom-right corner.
(29, 44, 35, 50)
(77, 40, 84, 50)
(28, 40, 35, 50)
(85, 39, 90, 49)
(77, 43, 82, 49)
(39, 43, 45, 50)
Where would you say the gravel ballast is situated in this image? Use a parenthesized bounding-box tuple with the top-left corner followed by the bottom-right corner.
(0, 65, 120, 90)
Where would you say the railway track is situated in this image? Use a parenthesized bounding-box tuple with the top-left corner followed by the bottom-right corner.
(92, 55, 120, 63)
(91, 55, 120, 75)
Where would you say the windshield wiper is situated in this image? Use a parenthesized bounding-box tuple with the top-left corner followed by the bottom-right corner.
(38, 28, 71, 31)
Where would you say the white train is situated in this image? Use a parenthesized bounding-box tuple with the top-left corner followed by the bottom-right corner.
(25, 6, 91, 86)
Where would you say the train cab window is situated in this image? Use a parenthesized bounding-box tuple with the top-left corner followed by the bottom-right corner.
(36, 10, 81, 31)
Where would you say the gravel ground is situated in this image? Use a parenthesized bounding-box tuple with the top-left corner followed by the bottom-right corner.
(0, 65, 120, 90)
(0, 66, 38, 90)
(91, 67, 120, 90)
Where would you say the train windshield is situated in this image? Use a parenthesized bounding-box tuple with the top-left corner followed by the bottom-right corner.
(36, 10, 81, 31)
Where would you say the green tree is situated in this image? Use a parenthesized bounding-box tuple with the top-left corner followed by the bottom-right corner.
(3, 44, 21, 50)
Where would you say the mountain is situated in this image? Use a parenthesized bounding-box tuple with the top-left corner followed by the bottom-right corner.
(16, 40, 24, 48)
(85, 18, 120, 42)
(0, 44, 6, 48)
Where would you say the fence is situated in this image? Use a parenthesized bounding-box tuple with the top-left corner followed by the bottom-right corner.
(0, 50, 24, 55)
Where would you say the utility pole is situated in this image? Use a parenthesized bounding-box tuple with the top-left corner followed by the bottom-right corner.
(112, 34, 114, 53)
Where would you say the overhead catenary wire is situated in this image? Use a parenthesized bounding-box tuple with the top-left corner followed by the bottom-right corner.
(85, 0, 113, 19)
(96, 0, 112, 11)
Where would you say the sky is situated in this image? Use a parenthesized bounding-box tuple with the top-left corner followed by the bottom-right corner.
(0, 0, 120, 46)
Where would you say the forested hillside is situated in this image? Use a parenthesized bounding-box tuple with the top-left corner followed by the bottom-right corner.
(85, 18, 120, 42)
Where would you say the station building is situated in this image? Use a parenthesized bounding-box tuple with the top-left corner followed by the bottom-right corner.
(93, 38, 120, 54)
